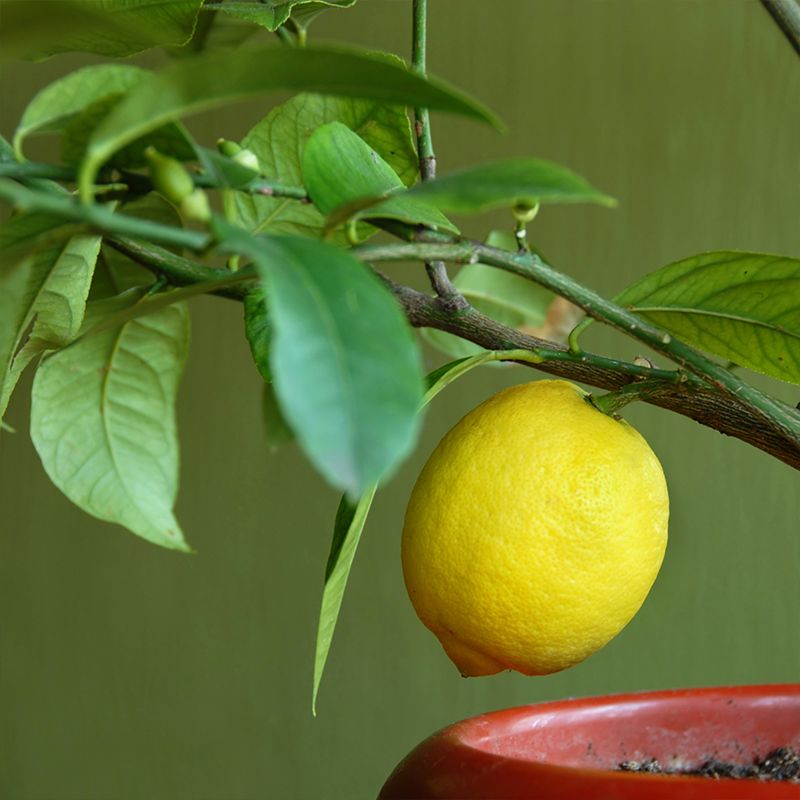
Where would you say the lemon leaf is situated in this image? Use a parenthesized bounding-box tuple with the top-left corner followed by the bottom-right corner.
(303, 122, 457, 233)
(0, 0, 204, 60)
(213, 223, 425, 497)
(30, 300, 191, 551)
(312, 484, 376, 715)
(261, 382, 295, 453)
(616, 251, 800, 385)
(13, 65, 145, 159)
(79, 46, 501, 198)
(228, 89, 418, 240)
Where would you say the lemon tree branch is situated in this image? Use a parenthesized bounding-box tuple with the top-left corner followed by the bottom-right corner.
(357, 230, 800, 449)
(99, 231, 800, 470)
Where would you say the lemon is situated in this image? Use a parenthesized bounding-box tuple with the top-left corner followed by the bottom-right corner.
(401, 379, 669, 676)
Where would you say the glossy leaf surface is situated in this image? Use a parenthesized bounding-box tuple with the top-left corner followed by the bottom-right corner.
(237, 233, 424, 498)
(303, 122, 456, 232)
(79, 46, 500, 197)
(404, 157, 615, 213)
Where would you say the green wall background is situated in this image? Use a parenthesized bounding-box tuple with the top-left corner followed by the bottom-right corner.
(1, 1, 798, 797)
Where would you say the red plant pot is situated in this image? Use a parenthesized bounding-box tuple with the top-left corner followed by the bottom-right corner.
(380, 684, 800, 799)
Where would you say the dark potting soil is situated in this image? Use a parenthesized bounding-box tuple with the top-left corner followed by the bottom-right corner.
(618, 746, 800, 782)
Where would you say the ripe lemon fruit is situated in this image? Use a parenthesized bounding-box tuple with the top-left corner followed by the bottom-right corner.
(401, 379, 669, 676)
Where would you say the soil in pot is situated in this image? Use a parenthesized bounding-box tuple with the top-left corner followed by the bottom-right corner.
(620, 746, 800, 782)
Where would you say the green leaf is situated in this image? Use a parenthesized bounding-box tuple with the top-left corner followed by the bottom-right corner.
(0, 213, 101, 421)
(225, 232, 424, 497)
(228, 90, 418, 240)
(289, 0, 357, 33)
(210, 0, 356, 32)
(0, 0, 205, 60)
(312, 484, 376, 715)
(13, 65, 145, 158)
(302, 122, 457, 233)
(261, 381, 295, 452)
(78, 45, 501, 198)
(0, 256, 35, 423)
(311, 348, 504, 712)
(244, 285, 272, 382)
(402, 157, 615, 214)
(30, 301, 191, 550)
(615, 251, 800, 384)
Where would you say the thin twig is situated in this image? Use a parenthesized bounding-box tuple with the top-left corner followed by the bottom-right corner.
(411, 0, 464, 306)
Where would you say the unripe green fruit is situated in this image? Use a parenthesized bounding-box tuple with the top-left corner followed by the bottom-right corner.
(145, 146, 194, 205)
(180, 188, 211, 222)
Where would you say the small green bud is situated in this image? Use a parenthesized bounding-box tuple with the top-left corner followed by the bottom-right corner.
(180, 188, 211, 222)
(217, 138, 243, 158)
(145, 146, 194, 205)
(512, 201, 540, 224)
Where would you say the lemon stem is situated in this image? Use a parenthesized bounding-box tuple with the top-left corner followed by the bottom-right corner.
(590, 380, 665, 418)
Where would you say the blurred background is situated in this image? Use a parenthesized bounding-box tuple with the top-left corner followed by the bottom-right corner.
(0, 1, 798, 797)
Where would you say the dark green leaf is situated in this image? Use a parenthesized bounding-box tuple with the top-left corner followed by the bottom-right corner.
(226, 232, 424, 497)
(402, 157, 615, 214)
(79, 45, 501, 197)
(302, 122, 457, 232)
(228, 90, 418, 240)
(261, 381, 295, 452)
(312, 484, 376, 715)
(244, 285, 272, 381)
(0, 0, 205, 60)
(30, 301, 191, 550)
(615, 251, 800, 384)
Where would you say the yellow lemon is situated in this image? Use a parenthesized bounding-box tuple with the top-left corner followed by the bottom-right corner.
(401, 379, 669, 676)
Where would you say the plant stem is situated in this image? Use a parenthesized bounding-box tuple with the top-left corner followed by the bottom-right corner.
(357, 231, 800, 445)
(412, 0, 435, 181)
(0, 160, 310, 201)
(384, 278, 800, 470)
(589, 380, 667, 417)
(0, 179, 210, 250)
(106, 236, 251, 300)
(4, 174, 798, 468)
(411, 0, 463, 306)
(761, 0, 800, 55)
